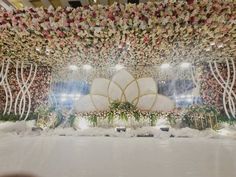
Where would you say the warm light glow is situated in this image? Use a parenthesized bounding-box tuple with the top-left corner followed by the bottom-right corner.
(79, 119, 89, 130)
(210, 42, 215, 46)
(114, 64, 124, 71)
(180, 62, 191, 68)
(186, 98, 193, 102)
(218, 43, 224, 48)
(186, 95, 192, 98)
(83, 64, 92, 70)
(160, 63, 170, 69)
(205, 47, 211, 51)
(180, 95, 185, 98)
(68, 94, 74, 98)
(74, 94, 81, 100)
(69, 65, 78, 70)
(218, 129, 230, 136)
(35, 47, 41, 52)
(61, 94, 67, 101)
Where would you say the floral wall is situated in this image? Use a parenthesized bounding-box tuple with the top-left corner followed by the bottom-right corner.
(0, 0, 235, 70)
(0, 65, 52, 113)
(200, 63, 236, 113)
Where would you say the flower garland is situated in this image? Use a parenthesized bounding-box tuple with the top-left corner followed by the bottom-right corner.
(0, 0, 235, 71)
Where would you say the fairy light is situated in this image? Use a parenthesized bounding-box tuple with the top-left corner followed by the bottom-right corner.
(160, 63, 170, 69)
(114, 64, 124, 71)
(83, 64, 92, 70)
(180, 62, 191, 68)
(69, 65, 78, 70)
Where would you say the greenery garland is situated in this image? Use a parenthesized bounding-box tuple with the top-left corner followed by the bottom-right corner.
(1, 102, 234, 131)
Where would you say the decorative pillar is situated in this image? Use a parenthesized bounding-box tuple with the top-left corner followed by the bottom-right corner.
(209, 59, 236, 119)
(0, 59, 13, 115)
(14, 61, 38, 120)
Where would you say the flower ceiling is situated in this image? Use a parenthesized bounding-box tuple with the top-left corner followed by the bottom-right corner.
(0, 0, 235, 70)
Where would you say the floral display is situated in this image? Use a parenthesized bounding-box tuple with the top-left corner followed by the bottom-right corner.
(0, 0, 235, 71)
(0, 65, 52, 113)
(182, 105, 220, 130)
(73, 101, 180, 128)
(200, 63, 236, 113)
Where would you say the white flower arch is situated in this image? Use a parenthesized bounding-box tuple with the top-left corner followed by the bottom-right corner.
(75, 69, 175, 112)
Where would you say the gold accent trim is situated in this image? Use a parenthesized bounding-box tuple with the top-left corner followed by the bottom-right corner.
(150, 82, 158, 110)
(87, 70, 159, 111)
(90, 94, 109, 111)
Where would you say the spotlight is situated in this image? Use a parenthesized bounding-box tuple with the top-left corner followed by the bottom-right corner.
(205, 47, 211, 51)
(83, 64, 92, 70)
(61, 94, 67, 102)
(79, 119, 89, 130)
(69, 65, 78, 70)
(186, 95, 193, 98)
(160, 63, 170, 69)
(114, 64, 124, 71)
(180, 62, 191, 68)
(217, 43, 224, 48)
(210, 42, 215, 46)
(186, 98, 193, 102)
(35, 47, 41, 52)
(180, 95, 185, 99)
(74, 94, 81, 100)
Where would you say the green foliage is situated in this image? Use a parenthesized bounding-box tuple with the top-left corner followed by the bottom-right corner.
(133, 111, 140, 122)
(166, 112, 179, 127)
(35, 104, 64, 129)
(182, 105, 220, 130)
(84, 101, 166, 127)
(120, 112, 128, 121)
(35, 104, 55, 117)
(217, 114, 236, 126)
(53, 111, 63, 128)
(0, 113, 37, 122)
(109, 101, 137, 122)
(149, 113, 157, 126)
(110, 100, 120, 110)
(110, 101, 136, 112)
(107, 111, 114, 123)
(88, 114, 98, 126)
(68, 114, 77, 127)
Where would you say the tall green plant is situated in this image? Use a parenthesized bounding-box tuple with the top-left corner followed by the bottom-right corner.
(0, 113, 37, 122)
(88, 114, 98, 126)
(182, 105, 220, 130)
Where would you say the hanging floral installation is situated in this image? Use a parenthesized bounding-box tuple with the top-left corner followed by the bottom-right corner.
(0, 0, 235, 71)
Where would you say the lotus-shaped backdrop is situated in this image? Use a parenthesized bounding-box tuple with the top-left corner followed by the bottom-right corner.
(75, 70, 175, 112)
